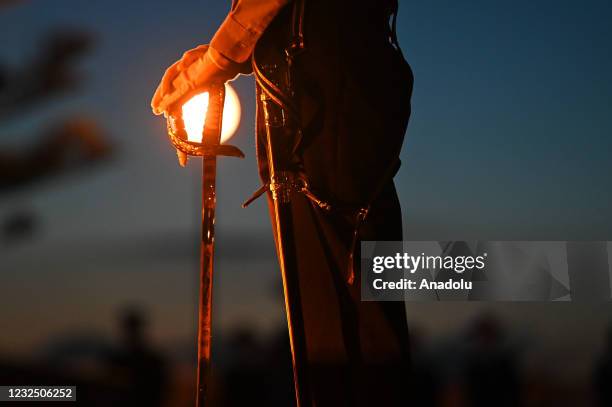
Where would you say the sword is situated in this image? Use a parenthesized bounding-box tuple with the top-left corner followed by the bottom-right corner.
(251, 49, 312, 405)
(166, 83, 244, 407)
(247, 2, 312, 402)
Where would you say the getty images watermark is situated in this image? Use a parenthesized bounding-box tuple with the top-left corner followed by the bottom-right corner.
(371, 251, 487, 291)
(361, 241, 612, 301)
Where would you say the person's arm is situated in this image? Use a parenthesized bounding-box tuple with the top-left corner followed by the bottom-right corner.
(152, 0, 291, 115)
(210, 0, 291, 65)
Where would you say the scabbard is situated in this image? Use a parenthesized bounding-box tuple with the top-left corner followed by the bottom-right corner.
(258, 83, 312, 407)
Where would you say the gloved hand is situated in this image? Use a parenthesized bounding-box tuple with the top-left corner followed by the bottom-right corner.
(150, 44, 246, 116)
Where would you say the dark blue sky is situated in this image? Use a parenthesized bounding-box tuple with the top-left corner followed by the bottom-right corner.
(396, 0, 612, 239)
(2, 0, 612, 354)
(3, 0, 611, 240)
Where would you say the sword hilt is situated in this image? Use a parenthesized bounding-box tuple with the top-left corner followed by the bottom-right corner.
(166, 83, 245, 167)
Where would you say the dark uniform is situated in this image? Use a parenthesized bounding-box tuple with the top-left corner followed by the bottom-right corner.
(252, 1, 414, 405)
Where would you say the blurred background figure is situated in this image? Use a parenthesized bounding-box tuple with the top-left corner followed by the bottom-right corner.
(219, 280, 295, 407)
(1, 209, 37, 244)
(594, 323, 612, 407)
(408, 326, 441, 407)
(107, 307, 168, 406)
(464, 314, 521, 407)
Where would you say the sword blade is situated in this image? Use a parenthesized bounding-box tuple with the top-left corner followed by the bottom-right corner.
(195, 84, 225, 407)
(196, 154, 217, 407)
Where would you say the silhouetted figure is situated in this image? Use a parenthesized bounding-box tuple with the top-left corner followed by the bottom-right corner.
(1, 210, 37, 244)
(409, 328, 441, 407)
(224, 328, 267, 407)
(223, 284, 294, 407)
(107, 307, 167, 407)
(594, 324, 612, 406)
(464, 315, 521, 407)
(0, 65, 6, 91)
(262, 327, 298, 406)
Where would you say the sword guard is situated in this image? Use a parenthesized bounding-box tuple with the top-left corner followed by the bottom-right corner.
(173, 144, 244, 166)
(168, 116, 245, 167)
(166, 83, 245, 167)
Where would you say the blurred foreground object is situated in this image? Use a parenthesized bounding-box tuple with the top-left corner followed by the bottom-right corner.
(0, 25, 113, 248)
(0, 28, 94, 119)
(0, 26, 110, 196)
(0, 0, 23, 9)
(0, 117, 113, 194)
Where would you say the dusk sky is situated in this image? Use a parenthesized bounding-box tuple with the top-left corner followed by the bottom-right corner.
(2, 0, 612, 370)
